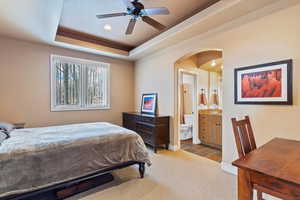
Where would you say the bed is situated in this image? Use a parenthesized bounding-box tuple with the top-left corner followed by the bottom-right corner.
(0, 122, 151, 199)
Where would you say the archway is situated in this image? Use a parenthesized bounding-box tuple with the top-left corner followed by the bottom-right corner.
(174, 49, 223, 162)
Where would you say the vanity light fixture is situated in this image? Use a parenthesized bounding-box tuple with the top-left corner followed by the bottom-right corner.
(104, 24, 112, 31)
(211, 60, 217, 67)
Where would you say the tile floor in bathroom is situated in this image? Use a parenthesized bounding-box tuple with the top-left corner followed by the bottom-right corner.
(180, 139, 222, 163)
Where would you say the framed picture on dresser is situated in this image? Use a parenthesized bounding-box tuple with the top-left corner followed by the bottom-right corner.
(234, 59, 293, 105)
(141, 93, 158, 115)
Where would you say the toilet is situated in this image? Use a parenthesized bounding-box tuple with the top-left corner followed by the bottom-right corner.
(180, 114, 193, 140)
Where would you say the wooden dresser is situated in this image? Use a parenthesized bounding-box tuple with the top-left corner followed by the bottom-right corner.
(123, 112, 170, 153)
(198, 110, 222, 149)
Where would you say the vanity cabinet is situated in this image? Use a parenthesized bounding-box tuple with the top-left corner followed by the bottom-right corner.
(199, 112, 222, 149)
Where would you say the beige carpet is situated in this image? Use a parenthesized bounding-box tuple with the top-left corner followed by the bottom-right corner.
(67, 150, 237, 200)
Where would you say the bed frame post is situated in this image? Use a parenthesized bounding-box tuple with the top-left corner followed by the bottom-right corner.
(138, 163, 145, 178)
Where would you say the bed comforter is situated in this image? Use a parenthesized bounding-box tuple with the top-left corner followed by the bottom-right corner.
(0, 122, 151, 198)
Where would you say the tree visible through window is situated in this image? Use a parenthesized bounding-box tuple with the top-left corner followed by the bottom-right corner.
(55, 63, 80, 106)
(87, 65, 106, 105)
(51, 55, 110, 111)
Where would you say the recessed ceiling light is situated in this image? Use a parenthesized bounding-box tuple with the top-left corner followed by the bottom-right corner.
(104, 24, 112, 31)
(211, 60, 217, 67)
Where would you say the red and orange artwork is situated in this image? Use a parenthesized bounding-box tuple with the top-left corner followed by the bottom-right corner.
(241, 69, 282, 98)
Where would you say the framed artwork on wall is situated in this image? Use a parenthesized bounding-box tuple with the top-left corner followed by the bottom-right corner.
(141, 93, 158, 115)
(234, 59, 293, 105)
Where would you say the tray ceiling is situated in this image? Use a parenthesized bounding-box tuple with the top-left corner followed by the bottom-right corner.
(0, 0, 293, 59)
(59, 0, 219, 47)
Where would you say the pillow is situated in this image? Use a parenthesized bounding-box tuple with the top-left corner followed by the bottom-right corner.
(0, 122, 15, 133)
(0, 131, 9, 146)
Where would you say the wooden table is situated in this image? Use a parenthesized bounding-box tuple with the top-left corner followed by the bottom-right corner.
(232, 138, 300, 200)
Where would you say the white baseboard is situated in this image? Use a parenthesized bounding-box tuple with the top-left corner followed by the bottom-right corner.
(169, 144, 179, 151)
(193, 138, 201, 145)
(221, 161, 237, 175)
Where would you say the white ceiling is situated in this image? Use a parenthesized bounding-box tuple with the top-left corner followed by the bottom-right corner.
(0, 0, 63, 43)
(0, 0, 298, 60)
(59, 0, 215, 46)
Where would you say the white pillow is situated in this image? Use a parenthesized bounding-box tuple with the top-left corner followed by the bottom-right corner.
(0, 122, 15, 133)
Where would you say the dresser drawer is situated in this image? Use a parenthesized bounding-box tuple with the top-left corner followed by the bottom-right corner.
(136, 122, 154, 145)
(138, 131, 153, 145)
(123, 113, 137, 121)
(199, 132, 209, 141)
(199, 135, 206, 141)
(200, 127, 208, 133)
(199, 115, 208, 120)
(199, 120, 207, 126)
(136, 122, 154, 132)
(199, 117, 208, 123)
(140, 116, 155, 124)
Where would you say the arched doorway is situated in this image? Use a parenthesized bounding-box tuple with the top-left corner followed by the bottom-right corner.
(174, 50, 223, 162)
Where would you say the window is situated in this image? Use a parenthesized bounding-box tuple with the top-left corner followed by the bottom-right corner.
(51, 55, 110, 111)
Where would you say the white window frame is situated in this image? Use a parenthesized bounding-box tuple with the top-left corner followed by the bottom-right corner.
(50, 55, 110, 112)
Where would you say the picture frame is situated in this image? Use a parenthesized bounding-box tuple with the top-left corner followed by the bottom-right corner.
(234, 59, 293, 105)
(141, 93, 158, 115)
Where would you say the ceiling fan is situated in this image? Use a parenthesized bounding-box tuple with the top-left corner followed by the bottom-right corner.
(96, 0, 170, 35)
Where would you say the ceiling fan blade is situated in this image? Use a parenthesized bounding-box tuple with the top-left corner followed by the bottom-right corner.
(142, 8, 170, 16)
(96, 12, 127, 19)
(142, 16, 166, 30)
(122, 0, 134, 9)
(126, 18, 137, 35)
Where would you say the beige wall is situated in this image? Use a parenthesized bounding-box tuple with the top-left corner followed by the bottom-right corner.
(0, 37, 135, 127)
(134, 3, 300, 166)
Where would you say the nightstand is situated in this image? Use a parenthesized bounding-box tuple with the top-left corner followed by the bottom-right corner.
(13, 123, 26, 129)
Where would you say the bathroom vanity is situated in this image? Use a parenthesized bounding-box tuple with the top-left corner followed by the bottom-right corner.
(198, 110, 222, 149)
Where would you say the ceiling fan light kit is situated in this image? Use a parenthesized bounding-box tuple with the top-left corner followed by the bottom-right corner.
(96, 0, 170, 35)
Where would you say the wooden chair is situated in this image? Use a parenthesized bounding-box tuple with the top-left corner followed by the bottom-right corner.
(231, 116, 285, 200)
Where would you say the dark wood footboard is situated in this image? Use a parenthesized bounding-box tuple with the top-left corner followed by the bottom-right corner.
(1, 161, 146, 200)
(139, 162, 145, 178)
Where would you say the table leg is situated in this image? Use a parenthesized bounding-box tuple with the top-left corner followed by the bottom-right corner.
(238, 168, 253, 200)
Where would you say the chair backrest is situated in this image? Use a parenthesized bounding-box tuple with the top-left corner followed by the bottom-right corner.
(231, 116, 257, 158)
